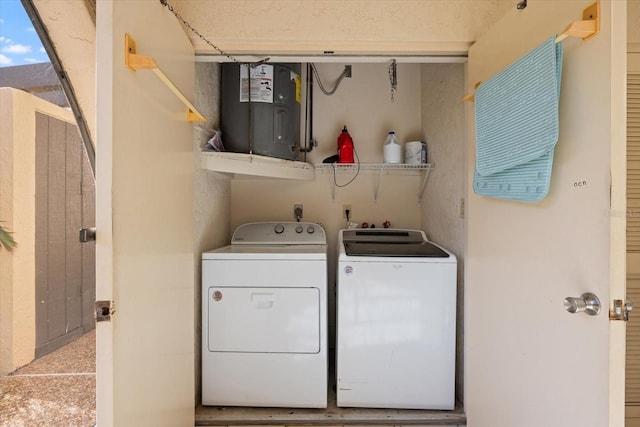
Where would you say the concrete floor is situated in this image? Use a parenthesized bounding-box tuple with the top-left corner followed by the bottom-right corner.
(0, 329, 96, 426)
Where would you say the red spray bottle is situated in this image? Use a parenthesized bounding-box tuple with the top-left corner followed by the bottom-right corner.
(337, 126, 354, 163)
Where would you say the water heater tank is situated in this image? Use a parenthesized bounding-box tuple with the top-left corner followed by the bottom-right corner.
(221, 63, 301, 161)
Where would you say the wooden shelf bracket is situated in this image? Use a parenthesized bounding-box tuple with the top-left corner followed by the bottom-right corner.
(124, 34, 206, 122)
(463, 1, 600, 102)
(555, 1, 600, 43)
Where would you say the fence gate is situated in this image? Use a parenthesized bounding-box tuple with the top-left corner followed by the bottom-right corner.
(34, 112, 95, 358)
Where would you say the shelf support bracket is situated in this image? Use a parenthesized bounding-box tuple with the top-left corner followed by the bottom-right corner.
(331, 163, 337, 201)
(418, 167, 432, 203)
(124, 34, 206, 123)
(374, 167, 385, 203)
(319, 163, 432, 203)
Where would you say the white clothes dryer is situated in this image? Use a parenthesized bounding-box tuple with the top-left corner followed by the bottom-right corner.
(336, 228, 457, 410)
(202, 222, 327, 408)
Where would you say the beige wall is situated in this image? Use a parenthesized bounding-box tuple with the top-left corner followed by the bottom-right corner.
(419, 63, 466, 401)
(231, 64, 429, 236)
(193, 62, 231, 399)
(0, 88, 75, 375)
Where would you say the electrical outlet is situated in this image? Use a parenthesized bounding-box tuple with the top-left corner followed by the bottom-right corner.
(294, 204, 303, 220)
(345, 65, 352, 78)
(343, 204, 352, 219)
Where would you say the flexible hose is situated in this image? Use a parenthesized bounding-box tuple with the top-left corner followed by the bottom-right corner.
(311, 63, 348, 96)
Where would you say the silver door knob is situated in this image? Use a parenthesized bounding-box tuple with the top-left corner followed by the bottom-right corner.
(564, 292, 601, 316)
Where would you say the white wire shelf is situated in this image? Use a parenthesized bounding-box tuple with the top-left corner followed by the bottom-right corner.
(314, 163, 432, 173)
(200, 155, 433, 202)
(314, 163, 434, 202)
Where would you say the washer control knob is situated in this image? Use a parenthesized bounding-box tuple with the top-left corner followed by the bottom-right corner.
(295, 225, 303, 234)
(274, 224, 285, 234)
(307, 226, 315, 234)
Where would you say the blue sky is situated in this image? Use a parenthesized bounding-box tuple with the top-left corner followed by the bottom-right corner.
(0, 0, 48, 67)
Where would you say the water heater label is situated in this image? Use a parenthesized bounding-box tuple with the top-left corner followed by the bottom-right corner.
(239, 64, 274, 103)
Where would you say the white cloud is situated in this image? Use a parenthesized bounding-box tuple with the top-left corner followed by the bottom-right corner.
(23, 58, 39, 63)
(0, 18, 4, 24)
(39, 47, 46, 53)
(0, 36, 12, 44)
(27, 27, 36, 32)
(1, 44, 32, 54)
(0, 54, 12, 65)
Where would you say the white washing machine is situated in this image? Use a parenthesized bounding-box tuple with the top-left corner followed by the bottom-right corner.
(336, 228, 457, 410)
(202, 222, 327, 408)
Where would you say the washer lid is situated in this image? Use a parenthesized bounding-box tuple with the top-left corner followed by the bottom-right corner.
(342, 229, 425, 244)
(344, 241, 450, 257)
(342, 229, 450, 258)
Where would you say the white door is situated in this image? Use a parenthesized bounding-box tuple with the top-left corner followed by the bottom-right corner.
(95, 1, 196, 425)
(465, 2, 626, 427)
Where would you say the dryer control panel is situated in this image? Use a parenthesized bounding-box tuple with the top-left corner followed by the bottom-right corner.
(232, 222, 326, 245)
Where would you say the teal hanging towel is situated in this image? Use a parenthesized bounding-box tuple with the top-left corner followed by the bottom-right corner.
(473, 35, 563, 202)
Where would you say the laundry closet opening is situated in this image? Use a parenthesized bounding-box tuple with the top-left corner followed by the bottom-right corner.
(194, 58, 467, 425)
